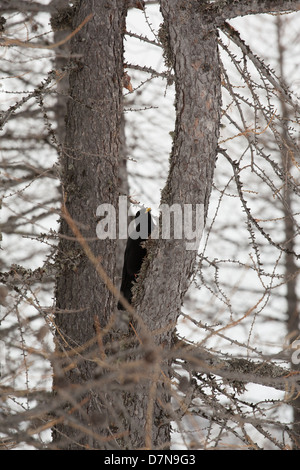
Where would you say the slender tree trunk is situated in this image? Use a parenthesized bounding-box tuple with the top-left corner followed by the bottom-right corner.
(276, 16, 300, 448)
(52, 0, 126, 450)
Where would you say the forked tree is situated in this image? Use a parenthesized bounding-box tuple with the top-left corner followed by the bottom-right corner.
(1, 0, 300, 450)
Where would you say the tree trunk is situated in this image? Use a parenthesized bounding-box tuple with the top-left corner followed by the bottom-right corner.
(123, 1, 221, 449)
(52, 0, 126, 450)
(276, 16, 300, 448)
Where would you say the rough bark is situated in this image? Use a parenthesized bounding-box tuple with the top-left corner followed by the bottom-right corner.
(53, 0, 126, 450)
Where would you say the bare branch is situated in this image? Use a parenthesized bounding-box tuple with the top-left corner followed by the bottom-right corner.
(176, 342, 297, 394)
(221, 22, 300, 114)
(0, 0, 55, 14)
(210, 0, 300, 22)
